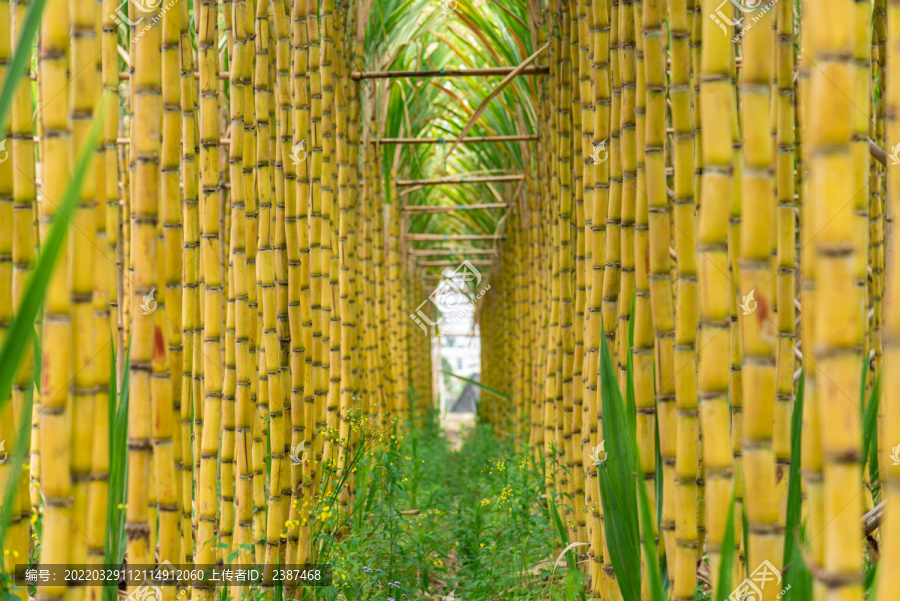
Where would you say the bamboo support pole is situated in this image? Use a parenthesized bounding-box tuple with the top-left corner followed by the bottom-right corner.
(408, 249, 499, 256)
(416, 259, 494, 267)
(372, 135, 538, 144)
(406, 234, 505, 241)
(351, 65, 550, 79)
(396, 174, 525, 186)
(403, 203, 509, 213)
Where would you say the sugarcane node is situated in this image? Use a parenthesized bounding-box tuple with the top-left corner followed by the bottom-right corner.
(124, 523, 151, 538)
(126, 437, 153, 450)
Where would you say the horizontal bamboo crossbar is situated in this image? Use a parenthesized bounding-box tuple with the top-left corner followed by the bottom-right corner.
(417, 259, 494, 267)
(407, 234, 504, 241)
(870, 138, 889, 166)
(32, 137, 234, 146)
(404, 203, 508, 213)
(351, 66, 549, 79)
(372, 135, 538, 144)
(29, 71, 231, 80)
(31, 67, 549, 84)
(428, 331, 480, 337)
(408, 249, 499, 256)
(397, 175, 524, 186)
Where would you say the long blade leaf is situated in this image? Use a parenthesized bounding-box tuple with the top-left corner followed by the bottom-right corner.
(0, 106, 105, 414)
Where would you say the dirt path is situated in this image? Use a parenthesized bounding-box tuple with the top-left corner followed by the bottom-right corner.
(440, 412, 476, 451)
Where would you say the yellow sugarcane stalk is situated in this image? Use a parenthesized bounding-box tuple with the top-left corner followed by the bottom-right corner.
(698, 0, 736, 591)
(738, 1, 780, 593)
(670, 0, 700, 597)
(9, 0, 37, 581)
(879, 2, 900, 599)
(806, 1, 864, 599)
(194, 0, 224, 592)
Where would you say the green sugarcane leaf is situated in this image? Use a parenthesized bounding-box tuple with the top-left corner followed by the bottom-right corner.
(783, 370, 805, 563)
(0, 105, 104, 414)
(713, 483, 739, 601)
(597, 312, 640, 601)
(866, 561, 878, 597)
(105, 335, 131, 601)
(32, 328, 40, 394)
(783, 369, 812, 600)
(863, 370, 882, 478)
(0, 0, 48, 128)
(0, 105, 103, 559)
(636, 457, 666, 601)
(441, 370, 509, 400)
(0, 362, 34, 553)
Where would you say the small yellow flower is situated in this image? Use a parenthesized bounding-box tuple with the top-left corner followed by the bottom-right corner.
(480, 543, 485, 548)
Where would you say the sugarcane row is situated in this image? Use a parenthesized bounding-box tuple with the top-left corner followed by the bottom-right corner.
(0, 0, 435, 599)
(481, 1, 894, 601)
